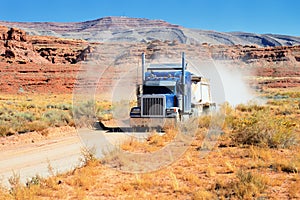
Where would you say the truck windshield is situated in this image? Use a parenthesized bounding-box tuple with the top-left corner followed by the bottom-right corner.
(143, 86, 175, 94)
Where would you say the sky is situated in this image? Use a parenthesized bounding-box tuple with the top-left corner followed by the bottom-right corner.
(0, 0, 299, 36)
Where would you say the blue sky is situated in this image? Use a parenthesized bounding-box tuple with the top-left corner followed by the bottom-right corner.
(0, 0, 299, 36)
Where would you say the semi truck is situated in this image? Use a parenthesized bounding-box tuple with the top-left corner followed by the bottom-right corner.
(129, 52, 214, 128)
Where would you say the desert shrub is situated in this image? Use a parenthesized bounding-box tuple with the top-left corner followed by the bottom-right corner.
(230, 109, 297, 148)
(96, 103, 113, 121)
(57, 103, 72, 110)
(0, 94, 77, 136)
(0, 109, 50, 134)
(0, 107, 14, 121)
(1, 111, 35, 123)
(0, 123, 13, 136)
(11, 120, 30, 134)
(0, 108, 15, 135)
(271, 161, 299, 173)
(8, 172, 22, 198)
(73, 100, 95, 117)
(15, 112, 35, 122)
(0, 111, 38, 134)
(214, 170, 267, 199)
(266, 99, 286, 106)
(26, 175, 42, 188)
(236, 103, 265, 113)
(233, 170, 267, 199)
(73, 100, 96, 127)
(274, 102, 299, 116)
(198, 115, 212, 128)
(42, 110, 71, 127)
(80, 146, 97, 166)
(0, 124, 8, 136)
(24, 121, 48, 132)
(219, 102, 234, 115)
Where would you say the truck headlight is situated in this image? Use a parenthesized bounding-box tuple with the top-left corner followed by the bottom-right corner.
(166, 108, 177, 113)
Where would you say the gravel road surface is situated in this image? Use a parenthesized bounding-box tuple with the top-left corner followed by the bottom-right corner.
(0, 128, 141, 188)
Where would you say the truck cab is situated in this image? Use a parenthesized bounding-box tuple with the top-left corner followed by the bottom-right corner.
(130, 53, 214, 127)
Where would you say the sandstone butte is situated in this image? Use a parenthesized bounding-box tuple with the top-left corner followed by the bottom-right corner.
(0, 25, 299, 94)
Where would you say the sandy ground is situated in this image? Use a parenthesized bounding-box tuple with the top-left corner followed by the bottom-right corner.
(0, 126, 139, 188)
(0, 127, 80, 187)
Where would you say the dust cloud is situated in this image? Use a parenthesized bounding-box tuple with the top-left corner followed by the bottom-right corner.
(188, 60, 255, 107)
(214, 63, 254, 106)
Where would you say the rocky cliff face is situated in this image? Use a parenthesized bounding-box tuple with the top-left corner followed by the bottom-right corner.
(0, 25, 89, 65)
(210, 44, 300, 65)
(0, 26, 91, 93)
(1, 17, 299, 47)
(0, 24, 299, 94)
(31, 35, 89, 64)
(0, 26, 47, 64)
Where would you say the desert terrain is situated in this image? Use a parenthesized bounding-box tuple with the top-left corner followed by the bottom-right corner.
(0, 17, 299, 199)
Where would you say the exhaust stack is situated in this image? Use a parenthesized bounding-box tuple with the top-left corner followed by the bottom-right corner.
(181, 52, 185, 114)
(142, 53, 145, 84)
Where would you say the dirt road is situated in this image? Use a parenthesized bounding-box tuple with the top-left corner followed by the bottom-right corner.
(0, 129, 136, 188)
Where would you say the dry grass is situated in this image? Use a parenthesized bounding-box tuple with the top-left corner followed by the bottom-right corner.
(1, 138, 299, 199)
(0, 94, 74, 136)
(0, 93, 114, 136)
(0, 87, 300, 199)
(213, 169, 268, 199)
(289, 175, 300, 199)
(226, 102, 299, 148)
(121, 127, 178, 153)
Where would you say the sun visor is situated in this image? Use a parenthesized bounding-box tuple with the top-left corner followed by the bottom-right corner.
(145, 80, 177, 86)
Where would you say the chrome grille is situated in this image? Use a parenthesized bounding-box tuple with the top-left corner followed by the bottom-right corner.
(141, 96, 165, 117)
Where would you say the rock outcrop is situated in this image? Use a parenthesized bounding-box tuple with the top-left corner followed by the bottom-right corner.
(0, 25, 299, 94)
(210, 45, 300, 65)
(1, 17, 299, 46)
(0, 26, 47, 64)
(31, 35, 88, 64)
(0, 25, 89, 65)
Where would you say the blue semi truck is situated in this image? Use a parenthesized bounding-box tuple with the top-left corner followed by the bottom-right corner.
(129, 53, 214, 128)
